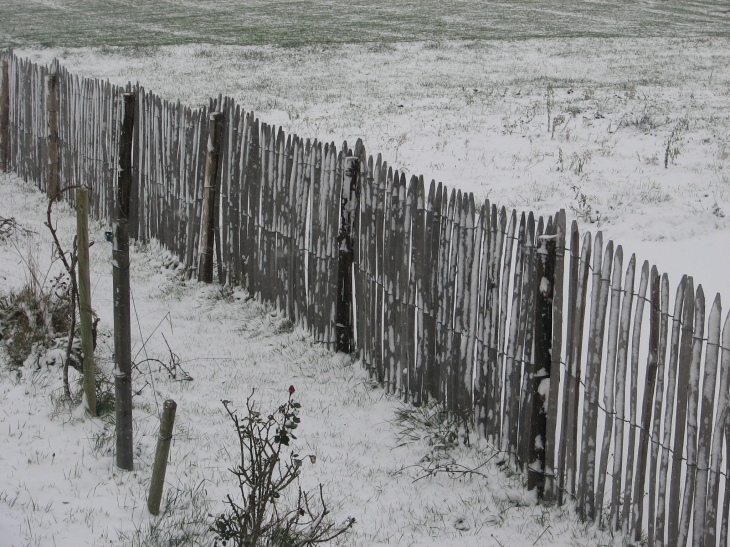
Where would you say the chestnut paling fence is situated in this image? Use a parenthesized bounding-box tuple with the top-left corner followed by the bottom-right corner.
(2, 50, 730, 547)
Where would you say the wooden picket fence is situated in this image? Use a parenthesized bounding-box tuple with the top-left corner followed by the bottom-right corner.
(2, 50, 730, 547)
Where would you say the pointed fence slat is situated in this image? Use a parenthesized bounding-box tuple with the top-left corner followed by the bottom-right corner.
(611, 254, 637, 531)
(595, 245, 624, 526)
(693, 294, 721, 547)
(656, 275, 688, 546)
(559, 227, 591, 502)
(706, 309, 730, 547)
(631, 266, 661, 541)
(669, 277, 696, 547)
(501, 212, 525, 457)
(517, 213, 537, 468)
(579, 236, 613, 520)
(677, 286, 706, 547)
(621, 260, 650, 534)
(544, 209, 566, 502)
(648, 273, 670, 547)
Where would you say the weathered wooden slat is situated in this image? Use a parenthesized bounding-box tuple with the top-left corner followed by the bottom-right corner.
(307, 140, 322, 337)
(358, 152, 371, 369)
(656, 275, 687, 546)
(487, 206, 507, 442)
(475, 202, 492, 438)
(421, 180, 437, 399)
(501, 212, 525, 457)
(560, 227, 591, 502)
(580, 236, 613, 520)
(621, 260, 650, 534)
(454, 192, 474, 413)
(677, 286, 706, 547)
(631, 266, 661, 541)
(373, 159, 387, 384)
(412, 176, 427, 402)
(722, 418, 730, 547)
(382, 167, 397, 392)
(611, 254, 637, 531)
(544, 209, 566, 501)
(705, 308, 730, 547)
(595, 245, 624, 526)
(402, 175, 416, 399)
(668, 277, 696, 546)
(295, 138, 311, 324)
(326, 144, 342, 349)
(471, 203, 490, 426)
(445, 189, 461, 410)
(499, 209, 517, 364)
(647, 273, 670, 547)
(518, 213, 537, 468)
(577, 229, 604, 516)
(692, 294, 721, 547)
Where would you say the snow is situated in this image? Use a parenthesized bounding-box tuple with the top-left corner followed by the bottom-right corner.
(1, 34, 729, 547)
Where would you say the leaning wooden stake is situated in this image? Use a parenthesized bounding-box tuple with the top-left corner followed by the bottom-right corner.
(0, 59, 9, 172)
(45, 73, 60, 198)
(198, 111, 223, 283)
(336, 154, 360, 353)
(76, 187, 96, 416)
(114, 92, 136, 471)
(147, 399, 177, 516)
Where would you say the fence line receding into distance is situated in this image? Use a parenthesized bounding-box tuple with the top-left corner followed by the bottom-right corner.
(2, 50, 730, 547)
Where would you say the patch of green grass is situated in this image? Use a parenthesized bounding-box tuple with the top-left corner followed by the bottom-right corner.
(1, 1, 728, 49)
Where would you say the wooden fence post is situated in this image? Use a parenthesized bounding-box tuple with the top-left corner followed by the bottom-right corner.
(45, 73, 59, 198)
(528, 225, 557, 494)
(114, 92, 136, 471)
(76, 187, 96, 416)
(198, 111, 223, 283)
(147, 399, 177, 516)
(335, 155, 360, 353)
(0, 59, 9, 172)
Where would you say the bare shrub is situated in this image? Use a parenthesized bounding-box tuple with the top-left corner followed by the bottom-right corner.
(211, 387, 355, 547)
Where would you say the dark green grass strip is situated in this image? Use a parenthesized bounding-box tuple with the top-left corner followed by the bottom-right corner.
(1, 0, 728, 49)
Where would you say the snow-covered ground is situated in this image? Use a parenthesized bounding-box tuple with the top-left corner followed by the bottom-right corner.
(1, 173, 615, 546)
(1, 36, 730, 546)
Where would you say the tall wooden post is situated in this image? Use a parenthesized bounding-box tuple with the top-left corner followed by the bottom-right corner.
(198, 111, 223, 283)
(528, 227, 557, 495)
(147, 399, 177, 515)
(76, 187, 96, 416)
(114, 92, 136, 471)
(0, 59, 9, 172)
(45, 73, 59, 198)
(336, 155, 359, 353)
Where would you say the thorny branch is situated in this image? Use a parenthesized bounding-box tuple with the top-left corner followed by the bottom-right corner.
(44, 185, 91, 399)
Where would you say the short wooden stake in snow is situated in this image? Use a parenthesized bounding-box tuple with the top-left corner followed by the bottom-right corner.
(198, 111, 223, 283)
(147, 399, 177, 516)
(336, 155, 360, 353)
(0, 59, 9, 172)
(45, 73, 60, 198)
(76, 187, 96, 416)
(114, 92, 136, 471)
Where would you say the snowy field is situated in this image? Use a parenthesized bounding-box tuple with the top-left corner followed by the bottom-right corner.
(2, 4, 730, 546)
(15, 36, 730, 299)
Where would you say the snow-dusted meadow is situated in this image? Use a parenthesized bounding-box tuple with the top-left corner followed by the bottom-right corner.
(1, 28, 730, 547)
